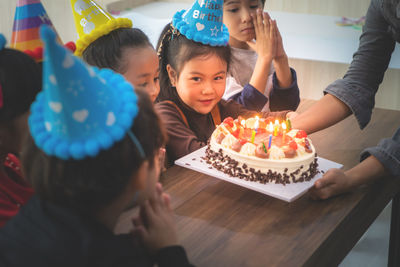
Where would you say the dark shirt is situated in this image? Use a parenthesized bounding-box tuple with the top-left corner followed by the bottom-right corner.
(230, 68, 300, 111)
(0, 196, 193, 267)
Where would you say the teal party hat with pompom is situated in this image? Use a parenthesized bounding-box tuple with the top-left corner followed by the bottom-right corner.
(29, 25, 140, 160)
(173, 0, 229, 46)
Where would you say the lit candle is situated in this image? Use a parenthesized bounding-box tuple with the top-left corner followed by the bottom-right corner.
(273, 119, 279, 136)
(254, 116, 259, 133)
(267, 122, 273, 133)
(251, 130, 256, 143)
(268, 134, 272, 149)
(286, 118, 292, 131)
(241, 119, 246, 129)
(282, 122, 287, 143)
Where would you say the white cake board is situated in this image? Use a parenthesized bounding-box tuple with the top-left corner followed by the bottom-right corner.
(175, 147, 343, 202)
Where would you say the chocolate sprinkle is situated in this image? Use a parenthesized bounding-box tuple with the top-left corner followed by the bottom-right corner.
(204, 145, 319, 185)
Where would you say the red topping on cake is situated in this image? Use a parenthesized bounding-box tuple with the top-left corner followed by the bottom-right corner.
(223, 117, 234, 128)
(295, 130, 308, 139)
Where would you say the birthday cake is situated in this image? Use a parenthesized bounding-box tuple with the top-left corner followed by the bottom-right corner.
(205, 116, 319, 185)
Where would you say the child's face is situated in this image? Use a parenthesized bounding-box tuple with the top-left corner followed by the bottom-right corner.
(223, 0, 263, 48)
(168, 55, 227, 115)
(123, 46, 160, 102)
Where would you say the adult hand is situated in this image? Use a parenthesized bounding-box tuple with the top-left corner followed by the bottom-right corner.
(309, 168, 355, 200)
(132, 183, 178, 253)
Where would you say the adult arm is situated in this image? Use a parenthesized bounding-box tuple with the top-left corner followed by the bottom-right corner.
(293, 0, 396, 133)
(310, 126, 400, 199)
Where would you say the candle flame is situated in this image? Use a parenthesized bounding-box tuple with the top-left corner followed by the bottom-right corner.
(268, 122, 273, 132)
(274, 119, 279, 125)
(241, 119, 245, 127)
(282, 122, 287, 130)
(254, 118, 259, 130)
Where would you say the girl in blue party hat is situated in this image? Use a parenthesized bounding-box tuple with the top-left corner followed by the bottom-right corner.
(0, 34, 40, 227)
(0, 25, 193, 267)
(222, 0, 300, 112)
(155, 0, 292, 164)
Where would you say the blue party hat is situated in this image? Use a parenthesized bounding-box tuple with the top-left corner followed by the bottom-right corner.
(172, 0, 229, 46)
(29, 25, 139, 160)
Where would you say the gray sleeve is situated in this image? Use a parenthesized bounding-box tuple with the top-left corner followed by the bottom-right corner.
(360, 126, 400, 177)
(324, 0, 396, 129)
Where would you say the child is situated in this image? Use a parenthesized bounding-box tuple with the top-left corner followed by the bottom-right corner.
(82, 28, 160, 102)
(0, 26, 192, 266)
(0, 34, 40, 227)
(155, 0, 290, 164)
(223, 0, 300, 112)
(71, 0, 159, 102)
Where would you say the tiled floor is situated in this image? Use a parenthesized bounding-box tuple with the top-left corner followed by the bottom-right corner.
(125, 2, 393, 266)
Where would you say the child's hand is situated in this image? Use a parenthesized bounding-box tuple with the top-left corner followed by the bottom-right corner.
(308, 169, 355, 200)
(247, 9, 277, 62)
(132, 183, 178, 254)
(159, 147, 166, 172)
(274, 22, 287, 61)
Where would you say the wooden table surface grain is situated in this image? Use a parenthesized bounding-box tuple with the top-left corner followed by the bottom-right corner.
(115, 99, 400, 267)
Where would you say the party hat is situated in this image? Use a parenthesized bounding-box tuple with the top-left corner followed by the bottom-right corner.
(11, 0, 75, 62)
(172, 0, 229, 46)
(29, 25, 139, 160)
(70, 0, 132, 56)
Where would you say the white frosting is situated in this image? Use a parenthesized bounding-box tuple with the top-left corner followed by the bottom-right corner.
(268, 145, 285, 160)
(221, 133, 237, 149)
(240, 142, 256, 156)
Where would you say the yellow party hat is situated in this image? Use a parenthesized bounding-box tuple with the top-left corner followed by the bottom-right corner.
(70, 0, 132, 56)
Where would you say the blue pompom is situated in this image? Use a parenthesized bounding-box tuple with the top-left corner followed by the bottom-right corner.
(97, 132, 113, 149)
(55, 141, 69, 159)
(85, 139, 99, 157)
(43, 137, 58, 155)
(110, 126, 124, 140)
(70, 142, 85, 160)
(0, 34, 6, 50)
(118, 113, 131, 128)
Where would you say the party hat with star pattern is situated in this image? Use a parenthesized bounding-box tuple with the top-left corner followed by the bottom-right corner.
(172, 0, 229, 46)
(29, 25, 139, 160)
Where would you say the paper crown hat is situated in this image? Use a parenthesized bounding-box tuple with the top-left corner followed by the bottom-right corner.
(172, 0, 229, 46)
(11, 0, 75, 62)
(70, 0, 132, 56)
(29, 25, 140, 160)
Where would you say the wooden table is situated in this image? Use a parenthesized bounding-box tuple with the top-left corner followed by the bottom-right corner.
(116, 100, 400, 267)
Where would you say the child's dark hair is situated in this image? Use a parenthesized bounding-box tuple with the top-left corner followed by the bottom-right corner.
(82, 28, 152, 73)
(0, 48, 41, 122)
(156, 23, 231, 102)
(22, 89, 166, 215)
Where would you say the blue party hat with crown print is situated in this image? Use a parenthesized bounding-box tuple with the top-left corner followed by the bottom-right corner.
(172, 0, 229, 46)
(29, 25, 139, 160)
